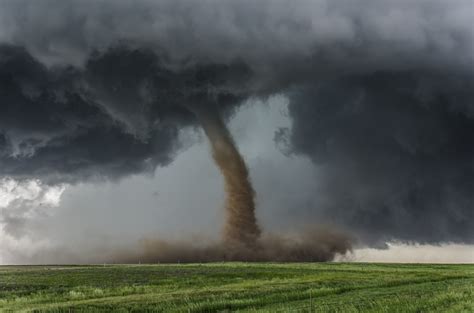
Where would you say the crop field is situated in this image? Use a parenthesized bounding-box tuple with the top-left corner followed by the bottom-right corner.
(0, 262, 472, 312)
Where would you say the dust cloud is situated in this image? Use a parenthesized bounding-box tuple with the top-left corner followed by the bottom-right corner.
(106, 106, 352, 263)
(93, 228, 352, 264)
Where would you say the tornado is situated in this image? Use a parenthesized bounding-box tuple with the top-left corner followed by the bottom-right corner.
(193, 105, 261, 248)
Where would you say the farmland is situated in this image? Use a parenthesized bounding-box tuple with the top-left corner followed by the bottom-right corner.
(0, 262, 472, 312)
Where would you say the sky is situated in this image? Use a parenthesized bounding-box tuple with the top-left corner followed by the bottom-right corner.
(0, 0, 473, 263)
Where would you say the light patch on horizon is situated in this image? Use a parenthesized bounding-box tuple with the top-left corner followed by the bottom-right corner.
(0, 179, 65, 264)
(343, 243, 474, 264)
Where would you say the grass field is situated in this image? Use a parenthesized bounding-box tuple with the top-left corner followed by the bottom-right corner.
(0, 263, 472, 312)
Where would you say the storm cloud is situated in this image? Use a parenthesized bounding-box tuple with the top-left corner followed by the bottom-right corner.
(282, 71, 474, 245)
(0, 44, 251, 183)
(0, 0, 473, 250)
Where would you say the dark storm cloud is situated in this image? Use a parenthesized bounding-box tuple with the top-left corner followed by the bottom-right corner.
(282, 71, 474, 245)
(1, 1, 472, 74)
(0, 0, 473, 245)
(0, 44, 250, 183)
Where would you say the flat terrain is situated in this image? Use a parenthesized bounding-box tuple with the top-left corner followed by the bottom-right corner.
(0, 263, 472, 312)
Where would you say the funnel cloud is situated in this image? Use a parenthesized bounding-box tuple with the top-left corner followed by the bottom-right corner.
(194, 105, 260, 247)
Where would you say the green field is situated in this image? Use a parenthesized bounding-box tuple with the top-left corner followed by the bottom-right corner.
(0, 263, 472, 312)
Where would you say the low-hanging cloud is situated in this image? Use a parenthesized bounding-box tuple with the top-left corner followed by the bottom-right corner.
(0, 44, 251, 183)
(0, 0, 473, 251)
(281, 72, 474, 245)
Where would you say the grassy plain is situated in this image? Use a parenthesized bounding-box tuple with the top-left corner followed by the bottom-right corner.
(0, 262, 472, 312)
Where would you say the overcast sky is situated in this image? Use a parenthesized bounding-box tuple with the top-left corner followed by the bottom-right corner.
(0, 0, 473, 263)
